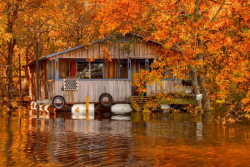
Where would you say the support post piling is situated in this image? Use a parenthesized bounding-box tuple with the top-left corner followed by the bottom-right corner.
(36, 44, 39, 119)
(86, 95, 89, 121)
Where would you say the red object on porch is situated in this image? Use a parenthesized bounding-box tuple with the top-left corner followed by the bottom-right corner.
(70, 60, 77, 76)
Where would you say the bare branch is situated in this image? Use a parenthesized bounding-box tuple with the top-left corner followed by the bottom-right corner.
(209, 0, 226, 23)
(213, 16, 225, 22)
(173, 42, 184, 54)
(207, 0, 232, 5)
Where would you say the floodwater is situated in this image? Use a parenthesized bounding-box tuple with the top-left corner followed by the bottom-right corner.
(1, 109, 250, 166)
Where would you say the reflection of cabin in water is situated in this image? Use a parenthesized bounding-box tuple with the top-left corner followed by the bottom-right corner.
(24, 33, 183, 106)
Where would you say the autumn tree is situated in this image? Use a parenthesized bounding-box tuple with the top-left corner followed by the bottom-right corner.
(89, 0, 250, 114)
(0, 0, 97, 105)
(0, 0, 45, 103)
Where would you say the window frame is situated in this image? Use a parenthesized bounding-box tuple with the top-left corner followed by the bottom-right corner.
(56, 58, 131, 81)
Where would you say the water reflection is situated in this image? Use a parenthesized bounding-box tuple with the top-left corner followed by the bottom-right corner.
(1, 110, 250, 166)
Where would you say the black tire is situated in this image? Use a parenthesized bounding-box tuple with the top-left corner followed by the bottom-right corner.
(99, 93, 113, 107)
(52, 95, 66, 109)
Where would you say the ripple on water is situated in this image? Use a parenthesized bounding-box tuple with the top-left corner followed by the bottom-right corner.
(1, 111, 250, 166)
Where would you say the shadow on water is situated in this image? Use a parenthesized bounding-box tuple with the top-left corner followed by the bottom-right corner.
(1, 106, 250, 166)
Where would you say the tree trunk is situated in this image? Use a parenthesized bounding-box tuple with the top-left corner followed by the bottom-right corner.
(5, 4, 18, 106)
(25, 48, 30, 81)
(6, 40, 16, 104)
(198, 74, 211, 112)
(197, 53, 211, 112)
(191, 67, 202, 108)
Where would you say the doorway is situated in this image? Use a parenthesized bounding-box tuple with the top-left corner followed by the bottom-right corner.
(131, 59, 149, 96)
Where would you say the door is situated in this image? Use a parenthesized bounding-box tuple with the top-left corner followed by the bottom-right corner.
(131, 59, 149, 96)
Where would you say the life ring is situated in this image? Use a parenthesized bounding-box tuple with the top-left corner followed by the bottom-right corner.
(52, 95, 66, 109)
(99, 93, 113, 107)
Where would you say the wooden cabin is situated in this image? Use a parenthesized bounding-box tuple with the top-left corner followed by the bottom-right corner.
(24, 33, 183, 107)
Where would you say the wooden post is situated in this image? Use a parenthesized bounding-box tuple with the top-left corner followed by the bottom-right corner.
(86, 95, 89, 121)
(36, 43, 40, 119)
(19, 54, 22, 104)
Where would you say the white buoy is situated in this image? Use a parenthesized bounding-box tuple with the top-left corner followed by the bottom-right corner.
(111, 104, 132, 115)
(30, 101, 35, 109)
(71, 104, 95, 115)
(161, 104, 170, 111)
(33, 101, 37, 109)
(39, 105, 43, 111)
(111, 116, 131, 121)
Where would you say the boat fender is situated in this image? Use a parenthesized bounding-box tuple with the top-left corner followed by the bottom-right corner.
(99, 93, 113, 107)
(52, 95, 66, 109)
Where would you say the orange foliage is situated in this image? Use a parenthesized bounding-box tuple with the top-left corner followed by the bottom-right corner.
(89, 0, 250, 116)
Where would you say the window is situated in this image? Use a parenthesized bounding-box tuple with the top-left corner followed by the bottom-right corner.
(90, 62, 103, 79)
(59, 59, 70, 78)
(105, 60, 128, 79)
(58, 58, 128, 80)
(48, 59, 55, 80)
(59, 59, 77, 78)
(77, 62, 89, 79)
(119, 61, 128, 78)
(105, 61, 118, 79)
(77, 62, 103, 79)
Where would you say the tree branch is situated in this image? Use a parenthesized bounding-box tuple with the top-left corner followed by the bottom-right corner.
(194, 0, 201, 16)
(209, 0, 226, 23)
(213, 16, 225, 22)
(179, 0, 189, 16)
(166, 37, 184, 54)
(208, 0, 232, 5)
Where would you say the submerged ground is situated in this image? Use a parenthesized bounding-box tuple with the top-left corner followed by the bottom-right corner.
(0, 108, 250, 166)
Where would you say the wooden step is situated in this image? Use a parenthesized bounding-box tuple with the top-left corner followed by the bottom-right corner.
(130, 96, 152, 107)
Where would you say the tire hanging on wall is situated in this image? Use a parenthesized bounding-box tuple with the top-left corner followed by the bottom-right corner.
(52, 95, 66, 109)
(99, 93, 113, 107)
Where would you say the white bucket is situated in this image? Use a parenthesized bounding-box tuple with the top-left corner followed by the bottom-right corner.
(71, 104, 95, 115)
(111, 104, 132, 115)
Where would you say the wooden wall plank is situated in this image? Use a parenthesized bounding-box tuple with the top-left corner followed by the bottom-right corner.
(51, 41, 160, 60)
(99, 43, 105, 59)
(93, 43, 100, 59)
(79, 81, 83, 102)
(140, 43, 145, 59)
(135, 43, 140, 59)
(107, 43, 114, 59)
(128, 43, 135, 59)
(33, 80, 132, 102)
(82, 47, 87, 58)
(119, 43, 125, 59)
(113, 43, 119, 59)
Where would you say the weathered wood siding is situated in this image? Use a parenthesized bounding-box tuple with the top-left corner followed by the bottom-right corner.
(54, 80, 131, 103)
(147, 80, 183, 95)
(29, 61, 48, 100)
(55, 42, 159, 59)
(105, 61, 118, 79)
(47, 81, 55, 99)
